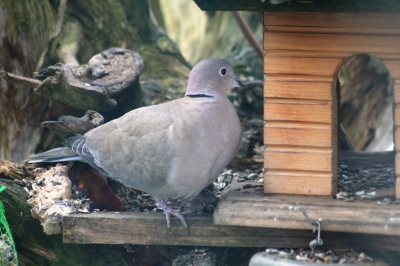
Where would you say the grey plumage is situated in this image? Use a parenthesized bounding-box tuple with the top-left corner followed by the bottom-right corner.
(29, 147, 81, 163)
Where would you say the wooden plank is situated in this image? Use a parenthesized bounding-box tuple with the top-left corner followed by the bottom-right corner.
(339, 150, 395, 168)
(195, 1, 400, 12)
(264, 147, 333, 172)
(62, 211, 400, 251)
(264, 53, 400, 81)
(395, 126, 400, 151)
(264, 32, 400, 54)
(396, 150, 400, 173)
(396, 104, 399, 199)
(264, 56, 342, 77)
(214, 180, 400, 237)
(266, 74, 334, 83)
(264, 123, 332, 148)
(395, 153, 400, 178)
(266, 49, 400, 61)
(397, 175, 400, 199)
(394, 107, 400, 127)
(394, 80, 400, 104)
(264, 79, 333, 101)
(264, 12, 400, 30)
(264, 100, 332, 123)
(264, 171, 334, 196)
(61, 212, 346, 248)
(265, 25, 400, 36)
(383, 60, 400, 80)
(62, 212, 317, 247)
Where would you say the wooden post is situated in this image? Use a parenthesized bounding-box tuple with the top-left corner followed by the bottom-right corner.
(395, 80, 400, 199)
(263, 12, 338, 196)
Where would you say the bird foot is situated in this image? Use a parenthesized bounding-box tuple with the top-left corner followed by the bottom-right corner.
(157, 199, 191, 233)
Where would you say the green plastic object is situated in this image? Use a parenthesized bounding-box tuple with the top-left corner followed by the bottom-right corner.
(0, 185, 18, 265)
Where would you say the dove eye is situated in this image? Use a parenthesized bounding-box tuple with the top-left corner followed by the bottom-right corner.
(219, 67, 227, 76)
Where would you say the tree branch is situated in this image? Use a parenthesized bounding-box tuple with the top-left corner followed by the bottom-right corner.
(0, 71, 41, 87)
(231, 11, 264, 59)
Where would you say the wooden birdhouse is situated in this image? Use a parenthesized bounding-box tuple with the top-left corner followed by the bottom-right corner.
(191, 1, 400, 238)
(262, 11, 400, 199)
(194, 0, 400, 199)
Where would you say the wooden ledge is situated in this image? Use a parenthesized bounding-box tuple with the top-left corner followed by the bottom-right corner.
(62, 150, 400, 249)
(213, 180, 400, 236)
(62, 210, 400, 250)
(63, 211, 317, 247)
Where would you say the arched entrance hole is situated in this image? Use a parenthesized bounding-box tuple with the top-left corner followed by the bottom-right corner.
(336, 53, 394, 151)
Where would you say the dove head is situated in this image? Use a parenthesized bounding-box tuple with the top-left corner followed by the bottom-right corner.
(186, 58, 246, 97)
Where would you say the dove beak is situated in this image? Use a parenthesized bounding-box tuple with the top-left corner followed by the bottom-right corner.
(233, 77, 247, 90)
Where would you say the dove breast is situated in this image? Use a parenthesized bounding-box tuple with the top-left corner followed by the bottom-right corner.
(77, 94, 241, 200)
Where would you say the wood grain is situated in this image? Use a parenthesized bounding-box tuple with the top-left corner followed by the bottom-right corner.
(62, 210, 400, 250)
(61, 212, 325, 248)
(395, 154, 400, 177)
(266, 50, 400, 61)
(266, 74, 333, 83)
(215, 180, 400, 237)
(394, 108, 400, 127)
(264, 171, 334, 196)
(264, 56, 342, 77)
(264, 100, 332, 123)
(264, 79, 333, 101)
(394, 78, 398, 200)
(264, 32, 400, 55)
(264, 123, 332, 148)
(264, 148, 333, 172)
(395, 126, 400, 152)
(397, 175, 400, 199)
(264, 12, 400, 30)
(339, 150, 394, 169)
(265, 25, 400, 36)
(394, 80, 400, 104)
(194, 1, 400, 12)
(384, 60, 400, 80)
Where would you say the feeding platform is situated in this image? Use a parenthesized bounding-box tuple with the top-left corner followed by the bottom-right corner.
(61, 150, 400, 249)
(62, 205, 400, 251)
(214, 180, 400, 236)
(62, 3, 400, 249)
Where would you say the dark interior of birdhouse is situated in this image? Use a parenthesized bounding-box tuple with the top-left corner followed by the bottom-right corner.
(336, 53, 396, 203)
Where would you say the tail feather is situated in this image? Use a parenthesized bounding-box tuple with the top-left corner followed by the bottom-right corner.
(28, 147, 82, 163)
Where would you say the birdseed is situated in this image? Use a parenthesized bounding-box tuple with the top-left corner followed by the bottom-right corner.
(337, 162, 396, 203)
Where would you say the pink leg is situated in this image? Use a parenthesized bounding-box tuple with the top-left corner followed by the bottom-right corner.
(157, 199, 191, 232)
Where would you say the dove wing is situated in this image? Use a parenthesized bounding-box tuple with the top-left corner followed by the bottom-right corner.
(68, 103, 176, 192)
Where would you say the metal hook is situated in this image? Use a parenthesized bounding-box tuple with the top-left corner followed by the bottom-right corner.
(303, 211, 323, 250)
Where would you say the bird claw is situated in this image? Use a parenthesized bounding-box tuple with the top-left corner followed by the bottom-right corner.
(157, 199, 191, 233)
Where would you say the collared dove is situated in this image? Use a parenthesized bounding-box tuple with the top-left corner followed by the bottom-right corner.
(29, 58, 245, 230)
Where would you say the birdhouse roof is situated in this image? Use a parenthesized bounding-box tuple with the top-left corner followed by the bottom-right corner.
(193, 0, 400, 12)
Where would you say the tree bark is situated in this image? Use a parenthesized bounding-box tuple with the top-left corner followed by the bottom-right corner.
(0, 1, 191, 264)
(0, 160, 128, 265)
(0, 0, 190, 163)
